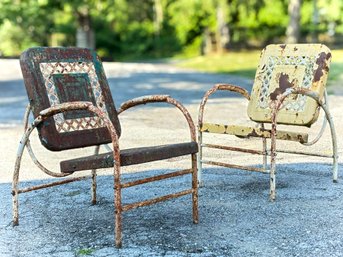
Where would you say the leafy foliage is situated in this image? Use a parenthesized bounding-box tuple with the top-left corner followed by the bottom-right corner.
(0, 0, 342, 59)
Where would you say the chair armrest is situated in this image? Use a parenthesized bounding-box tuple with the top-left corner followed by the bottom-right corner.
(37, 101, 120, 152)
(198, 83, 250, 127)
(118, 95, 196, 142)
(39, 101, 94, 117)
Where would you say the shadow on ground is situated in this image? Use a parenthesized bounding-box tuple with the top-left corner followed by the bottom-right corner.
(1, 163, 343, 257)
(0, 69, 251, 125)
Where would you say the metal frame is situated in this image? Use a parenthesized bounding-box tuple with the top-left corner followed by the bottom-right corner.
(13, 96, 198, 248)
(198, 83, 338, 200)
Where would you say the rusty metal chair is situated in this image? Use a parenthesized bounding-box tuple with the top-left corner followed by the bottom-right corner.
(198, 44, 338, 200)
(13, 47, 198, 248)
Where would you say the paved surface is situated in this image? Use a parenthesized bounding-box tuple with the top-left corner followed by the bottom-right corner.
(0, 59, 343, 256)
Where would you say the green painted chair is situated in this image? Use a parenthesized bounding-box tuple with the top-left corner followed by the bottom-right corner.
(14, 47, 198, 247)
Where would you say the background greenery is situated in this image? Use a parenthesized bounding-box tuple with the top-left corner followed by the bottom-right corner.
(0, 0, 342, 60)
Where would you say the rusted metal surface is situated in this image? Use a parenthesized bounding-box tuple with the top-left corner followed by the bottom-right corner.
(261, 123, 268, 170)
(301, 90, 328, 146)
(60, 142, 198, 173)
(201, 160, 268, 173)
(16, 50, 199, 249)
(198, 44, 337, 201)
(248, 44, 331, 126)
(121, 169, 192, 188)
(198, 83, 250, 128)
(122, 189, 194, 212)
(200, 123, 308, 143)
(118, 95, 170, 113)
(197, 83, 251, 185)
(16, 176, 89, 194)
(272, 87, 338, 183)
(275, 149, 333, 158)
(118, 94, 198, 225)
(202, 143, 265, 155)
(119, 95, 197, 142)
(12, 102, 120, 224)
(22, 104, 71, 178)
(191, 152, 198, 224)
(20, 47, 121, 151)
(91, 145, 100, 205)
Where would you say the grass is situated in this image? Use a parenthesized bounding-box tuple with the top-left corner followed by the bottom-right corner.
(76, 248, 94, 256)
(176, 49, 343, 84)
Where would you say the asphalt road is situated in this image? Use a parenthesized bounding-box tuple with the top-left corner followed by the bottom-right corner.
(0, 60, 343, 257)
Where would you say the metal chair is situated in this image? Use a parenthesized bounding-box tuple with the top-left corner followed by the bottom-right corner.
(198, 44, 338, 200)
(13, 47, 198, 248)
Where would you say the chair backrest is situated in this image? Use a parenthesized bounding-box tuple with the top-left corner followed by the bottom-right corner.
(20, 47, 121, 151)
(247, 44, 331, 126)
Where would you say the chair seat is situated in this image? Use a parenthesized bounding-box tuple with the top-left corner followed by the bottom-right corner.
(60, 142, 198, 173)
(200, 123, 308, 143)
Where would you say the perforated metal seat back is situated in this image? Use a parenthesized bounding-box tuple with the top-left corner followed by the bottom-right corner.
(20, 47, 121, 151)
(247, 44, 331, 126)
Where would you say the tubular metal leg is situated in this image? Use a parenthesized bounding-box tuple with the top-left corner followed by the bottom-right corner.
(114, 161, 122, 248)
(191, 153, 199, 224)
(197, 131, 204, 187)
(262, 138, 268, 171)
(320, 103, 339, 182)
(261, 124, 268, 171)
(91, 145, 100, 205)
(12, 125, 36, 225)
(270, 116, 277, 201)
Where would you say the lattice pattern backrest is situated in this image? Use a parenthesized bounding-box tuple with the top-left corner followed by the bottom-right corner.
(247, 44, 331, 126)
(20, 47, 121, 151)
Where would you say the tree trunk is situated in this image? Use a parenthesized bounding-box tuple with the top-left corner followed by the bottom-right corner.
(311, 0, 319, 42)
(76, 7, 95, 49)
(286, 0, 301, 44)
(153, 0, 163, 37)
(216, 1, 230, 52)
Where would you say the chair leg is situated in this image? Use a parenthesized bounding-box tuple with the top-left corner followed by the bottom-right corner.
(12, 167, 20, 226)
(114, 161, 122, 248)
(115, 206, 122, 248)
(191, 153, 199, 224)
(91, 146, 100, 205)
(270, 156, 276, 201)
(12, 131, 31, 225)
(333, 162, 338, 183)
(197, 131, 204, 187)
(326, 111, 338, 182)
(91, 169, 97, 205)
(262, 138, 267, 171)
(270, 123, 277, 201)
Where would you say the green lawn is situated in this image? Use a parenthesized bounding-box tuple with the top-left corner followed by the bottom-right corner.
(176, 49, 343, 84)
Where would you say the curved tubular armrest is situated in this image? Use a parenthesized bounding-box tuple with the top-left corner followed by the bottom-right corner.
(270, 88, 338, 179)
(118, 95, 170, 112)
(272, 88, 322, 118)
(39, 101, 93, 117)
(16, 102, 120, 178)
(198, 83, 250, 127)
(118, 95, 196, 142)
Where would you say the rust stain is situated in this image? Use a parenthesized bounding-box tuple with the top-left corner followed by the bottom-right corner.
(280, 44, 286, 54)
(247, 129, 260, 137)
(270, 73, 296, 100)
(313, 52, 331, 82)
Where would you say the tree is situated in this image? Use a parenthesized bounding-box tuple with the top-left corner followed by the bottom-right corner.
(216, 0, 230, 52)
(286, 0, 301, 43)
(0, 0, 54, 56)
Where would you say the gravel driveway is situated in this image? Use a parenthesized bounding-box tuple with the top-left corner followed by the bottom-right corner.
(0, 60, 342, 257)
